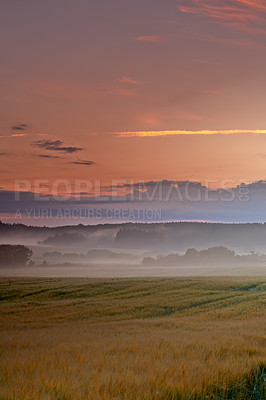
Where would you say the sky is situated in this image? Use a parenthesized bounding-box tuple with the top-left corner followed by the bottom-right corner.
(1, 0, 266, 224)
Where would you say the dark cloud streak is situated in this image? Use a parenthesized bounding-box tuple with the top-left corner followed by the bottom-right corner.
(37, 154, 64, 159)
(32, 140, 83, 154)
(11, 124, 28, 131)
(70, 160, 94, 166)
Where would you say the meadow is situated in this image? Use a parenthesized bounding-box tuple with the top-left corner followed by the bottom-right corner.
(0, 277, 265, 399)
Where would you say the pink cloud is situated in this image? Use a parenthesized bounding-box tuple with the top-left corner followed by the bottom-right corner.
(136, 35, 166, 43)
(119, 76, 139, 85)
(178, 0, 266, 32)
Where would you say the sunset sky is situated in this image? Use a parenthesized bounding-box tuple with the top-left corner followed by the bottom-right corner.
(1, 1, 266, 224)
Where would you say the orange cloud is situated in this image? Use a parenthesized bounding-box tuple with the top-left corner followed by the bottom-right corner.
(0, 133, 28, 138)
(113, 129, 266, 138)
(136, 35, 165, 43)
(11, 133, 28, 137)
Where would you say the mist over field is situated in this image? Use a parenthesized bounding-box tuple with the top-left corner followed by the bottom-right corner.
(0, 221, 266, 277)
(4, 219, 266, 252)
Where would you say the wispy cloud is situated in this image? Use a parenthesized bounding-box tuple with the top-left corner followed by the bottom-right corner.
(119, 76, 139, 85)
(178, 0, 266, 31)
(136, 35, 166, 43)
(113, 129, 266, 138)
(32, 140, 83, 154)
(70, 160, 94, 166)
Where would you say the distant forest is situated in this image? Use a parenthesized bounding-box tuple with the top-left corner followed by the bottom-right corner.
(143, 246, 266, 266)
(2, 220, 266, 253)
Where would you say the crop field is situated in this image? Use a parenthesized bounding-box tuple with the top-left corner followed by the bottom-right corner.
(0, 277, 265, 399)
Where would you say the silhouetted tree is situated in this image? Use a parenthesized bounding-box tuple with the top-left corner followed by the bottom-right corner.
(197, 246, 235, 262)
(0, 245, 33, 265)
(185, 248, 199, 258)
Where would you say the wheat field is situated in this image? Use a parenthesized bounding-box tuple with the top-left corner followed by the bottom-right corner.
(0, 277, 265, 399)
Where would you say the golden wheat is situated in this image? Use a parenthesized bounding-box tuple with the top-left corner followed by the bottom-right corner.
(0, 277, 265, 399)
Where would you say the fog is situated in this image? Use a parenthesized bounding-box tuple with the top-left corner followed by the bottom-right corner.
(0, 263, 265, 278)
(0, 221, 266, 277)
(4, 221, 266, 253)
